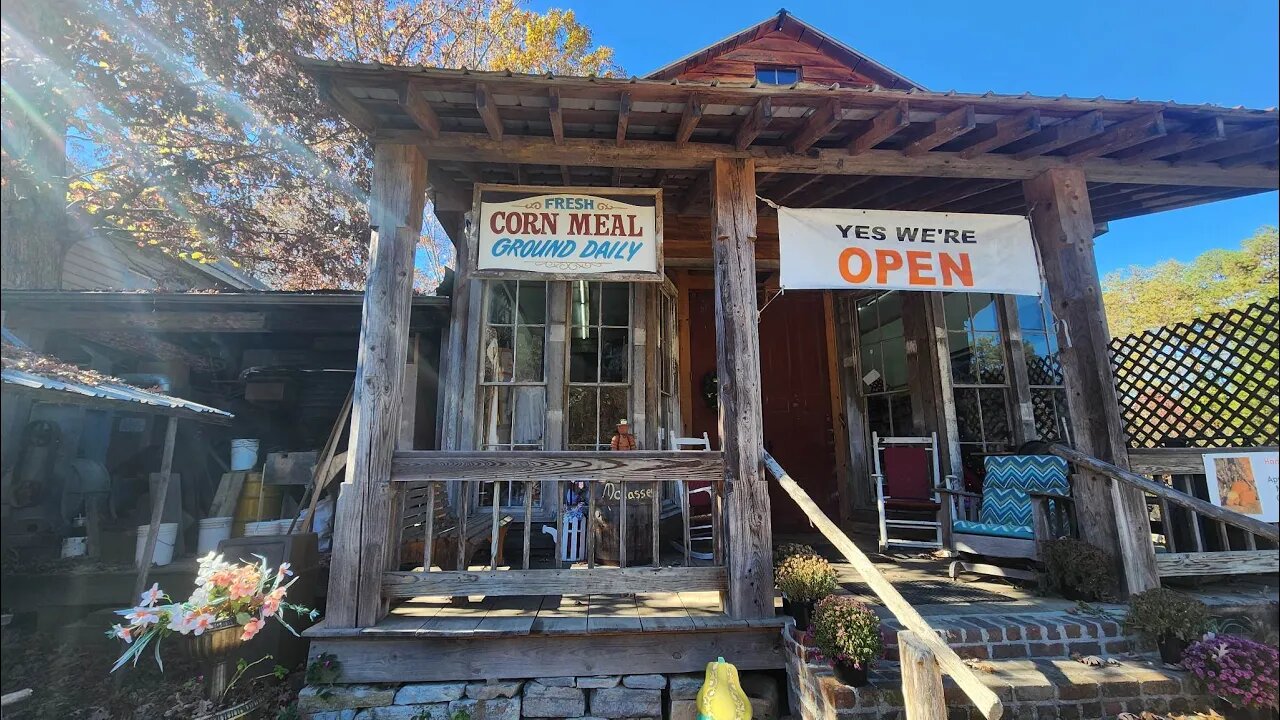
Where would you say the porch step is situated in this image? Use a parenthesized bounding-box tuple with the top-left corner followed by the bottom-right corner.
(879, 610, 1147, 661)
(788, 654, 1214, 720)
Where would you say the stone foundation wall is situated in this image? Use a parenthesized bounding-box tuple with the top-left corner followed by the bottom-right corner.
(300, 670, 782, 720)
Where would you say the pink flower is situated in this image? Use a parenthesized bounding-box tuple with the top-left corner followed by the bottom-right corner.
(112, 624, 133, 644)
(240, 617, 266, 641)
(261, 587, 286, 617)
(139, 583, 164, 607)
(277, 563, 293, 581)
(189, 613, 215, 636)
(124, 607, 160, 627)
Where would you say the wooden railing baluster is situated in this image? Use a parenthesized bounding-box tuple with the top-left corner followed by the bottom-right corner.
(1214, 520, 1231, 552)
(899, 631, 947, 720)
(620, 480, 628, 569)
(457, 483, 469, 570)
(586, 482, 596, 570)
(1157, 496, 1176, 552)
(1245, 532, 1257, 551)
(522, 480, 533, 570)
(423, 483, 436, 571)
(711, 478, 724, 565)
(680, 480, 692, 566)
(555, 480, 565, 570)
(651, 480, 660, 569)
(490, 480, 501, 571)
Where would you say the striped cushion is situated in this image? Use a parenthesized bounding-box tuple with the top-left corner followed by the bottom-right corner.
(952, 520, 1034, 540)
(976, 455, 1069, 528)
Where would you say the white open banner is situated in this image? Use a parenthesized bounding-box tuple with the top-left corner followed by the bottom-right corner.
(778, 207, 1042, 296)
(476, 190, 660, 279)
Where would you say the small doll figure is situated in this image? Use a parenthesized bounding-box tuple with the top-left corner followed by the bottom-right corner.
(610, 418, 636, 451)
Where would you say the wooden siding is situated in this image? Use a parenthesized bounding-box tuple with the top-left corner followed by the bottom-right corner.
(674, 31, 882, 86)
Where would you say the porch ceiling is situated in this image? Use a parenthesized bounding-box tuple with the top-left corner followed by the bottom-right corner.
(299, 60, 1279, 223)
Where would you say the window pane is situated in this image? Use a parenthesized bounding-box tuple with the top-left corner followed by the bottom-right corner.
(1031, 388, 1064, 441)
(517, 281, 547, 324)
(488, 281, 515, 324)
(1017, 294, 1046, 332)
(567, 387, 596, 446)
(949, 332, 976, 384)
(481, 386, 514, 445)
(860, 345, 883, 392)
(571, 281, 595, 328)
(515, 325, 545, 381)
(973, 333, 1006, 384)
(857, 300, 878, 336)
(890, 393, 914, 437)
(600, 283, 629, 326)
(776, 68, 799, 84)
(955, 388, 982, 442)
(943, 293, 970, 333)
(979, 388, 1011, 444)
(600, 328, 629, 382)
(484, 326, 514, 382)
(569, 328, 599, 382)
(510, 386, 546, 446)
(970, 294, 999, 332)
(1024, 333, 1063, 386)
(877, 293, 903, 338)
(599, 387, 629, 443)
(867, 395, 891, 439)
(882, 339, 907, 391)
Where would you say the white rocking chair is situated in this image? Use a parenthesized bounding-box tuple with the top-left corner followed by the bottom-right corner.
(672, 433, 715, 561)
(872, 432, 952, 552)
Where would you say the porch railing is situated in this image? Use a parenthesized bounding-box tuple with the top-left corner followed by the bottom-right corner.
(763, 451, 1003, 720)
(384, 450, 726, 598)
(1046, 444, 1279, 578)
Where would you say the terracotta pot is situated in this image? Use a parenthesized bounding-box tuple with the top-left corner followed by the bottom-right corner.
(833, 661, 870, 687)
(1156, 634, 1188, 665)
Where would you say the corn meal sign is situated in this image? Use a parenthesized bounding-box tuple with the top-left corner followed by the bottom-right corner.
(475, 185, 662, 281)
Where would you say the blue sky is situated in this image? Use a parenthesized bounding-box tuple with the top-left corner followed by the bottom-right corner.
(533, 0, 1279, 275)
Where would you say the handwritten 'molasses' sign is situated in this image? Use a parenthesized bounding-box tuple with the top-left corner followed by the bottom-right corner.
(778, 207, 1042, 296)
(476, 189, 661, 279)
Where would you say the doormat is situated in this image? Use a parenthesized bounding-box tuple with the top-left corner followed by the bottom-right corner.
(840, 579, 1023, 606)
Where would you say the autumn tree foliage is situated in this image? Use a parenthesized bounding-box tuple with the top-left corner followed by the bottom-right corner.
(1, 0, 618, 289)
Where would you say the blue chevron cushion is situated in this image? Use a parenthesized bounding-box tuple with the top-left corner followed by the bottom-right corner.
(976, 455, 1069, 528)
(952, 519, 1034, 540)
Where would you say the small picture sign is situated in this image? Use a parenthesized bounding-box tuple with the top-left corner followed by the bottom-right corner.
(1202, 451, 1279, 522)
(473, 185, 663, 281)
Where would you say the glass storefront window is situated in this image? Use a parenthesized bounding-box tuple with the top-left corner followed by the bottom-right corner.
(944, 292, 1013, 474)
(568, 281, 633, 451)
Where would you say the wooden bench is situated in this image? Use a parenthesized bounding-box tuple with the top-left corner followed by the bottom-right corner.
(400, 483, 511, 570)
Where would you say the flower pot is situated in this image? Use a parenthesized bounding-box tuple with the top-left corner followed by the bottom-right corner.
(1156, 634, 1188, 665)
(833, 661, 870, 687)
(183, 620, 243, 701)
(788, 599, 815, 631)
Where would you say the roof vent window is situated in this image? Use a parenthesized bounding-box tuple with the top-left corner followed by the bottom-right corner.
(755, 66, 800, 85)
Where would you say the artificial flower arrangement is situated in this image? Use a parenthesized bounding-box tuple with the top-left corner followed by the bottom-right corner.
(107, 552, 317, 672)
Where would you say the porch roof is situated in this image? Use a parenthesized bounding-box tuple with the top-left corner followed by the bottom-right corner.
(298, 60, 1278, 222)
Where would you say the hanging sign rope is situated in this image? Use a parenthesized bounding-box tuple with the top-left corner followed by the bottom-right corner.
(774, 204, 1043, 296)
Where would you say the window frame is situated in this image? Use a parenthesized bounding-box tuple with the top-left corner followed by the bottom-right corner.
(943, 292, 1015, 472)
(755, 65, 801, 85)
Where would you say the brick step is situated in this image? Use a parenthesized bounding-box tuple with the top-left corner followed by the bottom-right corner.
(788, 652, 1214, 720)
(879, 611, 1148, 661)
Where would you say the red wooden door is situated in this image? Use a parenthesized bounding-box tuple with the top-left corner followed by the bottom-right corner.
(686, 290, 839, 532)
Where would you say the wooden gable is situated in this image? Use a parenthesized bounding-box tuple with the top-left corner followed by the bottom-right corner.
(647, 11, 922, 90)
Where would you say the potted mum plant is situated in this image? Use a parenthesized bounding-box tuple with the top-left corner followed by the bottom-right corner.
(1181, 634, 1279, 718)
(774, 553, 837, 630)
(1039, 538, 1116, 602)
(811, 595, 883, 687)
(774, 543, 820, 615)
(1124, 588, 1210, 664)
(107, 552, 316, 703)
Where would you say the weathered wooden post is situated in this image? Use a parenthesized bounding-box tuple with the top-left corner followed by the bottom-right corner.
(899, 631, 947, 720)
(710, 157, 774, 618)
(1023, 167, 1159, 595)
(327, 143, 429, 627)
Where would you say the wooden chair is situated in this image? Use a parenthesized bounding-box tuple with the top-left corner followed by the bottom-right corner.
(938, 454, 1075, 582)
(400, 482, 512, 570)
(872, 433, 951, 552)
(673, 433, 715, 560)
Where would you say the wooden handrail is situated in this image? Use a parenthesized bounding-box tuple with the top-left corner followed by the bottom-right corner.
(763, 451, 1002, 720)
(1045, 444, 1279, 542)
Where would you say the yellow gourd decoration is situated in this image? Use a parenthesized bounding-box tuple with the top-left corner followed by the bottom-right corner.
(696, 656, 752, 720)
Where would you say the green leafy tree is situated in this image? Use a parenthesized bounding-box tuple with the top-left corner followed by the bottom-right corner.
(2, 0, 618, 289)
(1102, 226, 1279, 338)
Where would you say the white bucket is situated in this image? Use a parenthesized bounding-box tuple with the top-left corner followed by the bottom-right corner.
(135, 523, 179, 567)
(230, 439, 260, 471)
(197, 517, 233, 555)
(61, 536, 88, 558)
(244, 520, 279, 537)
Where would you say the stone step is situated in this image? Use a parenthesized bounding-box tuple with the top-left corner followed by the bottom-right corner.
(788, 653, 1214, 720)
(877, 610, 1146, 661)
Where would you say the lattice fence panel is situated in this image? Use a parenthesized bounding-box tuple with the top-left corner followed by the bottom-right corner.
(1110, 297, 1279, 448)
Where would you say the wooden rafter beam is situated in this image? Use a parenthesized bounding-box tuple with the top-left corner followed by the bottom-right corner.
(394, 131, 1280, 188)
(902, 179, 1007, 211)
(475, 83, 504, 141)
(957, 109, 1041, 159)
(1064, 112, 1166, 163)
(616, 91, 632, 146)
(560, 165, 572, 185)
(848, 101, 910, 155)
(548, 88, 565, 145)
(676, 93, 705, 146)
(1174, 125, 1279, 164)
(806, 175, 877, 207)
(774, 173, 830, 204)
(398, 83, 440, 139)
(881, 178, 954, 209)
(316, 79, 377, 133)
(735, 97, 773, 151)
(946, 182, 1024, 212)
(787, 98, 843, 154)
(1114, 118, 1225, 164)
(846, 176, 918, 206)
(902, 105, 976, 157)
(1012, 111, 1105, 160)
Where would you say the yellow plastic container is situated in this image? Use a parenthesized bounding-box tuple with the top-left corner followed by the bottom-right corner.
(696, 657, 751, 720)
(231, 473, 281, 537)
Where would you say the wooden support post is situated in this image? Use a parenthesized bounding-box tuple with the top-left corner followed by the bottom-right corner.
(710, 157, 773, 619)
(899, 631, 947, 720)
(327, 143, 429, 628)
(132, 416, 178, 598)
(998, 296, 1038, 445)
(1023, 167, 1159, 595)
